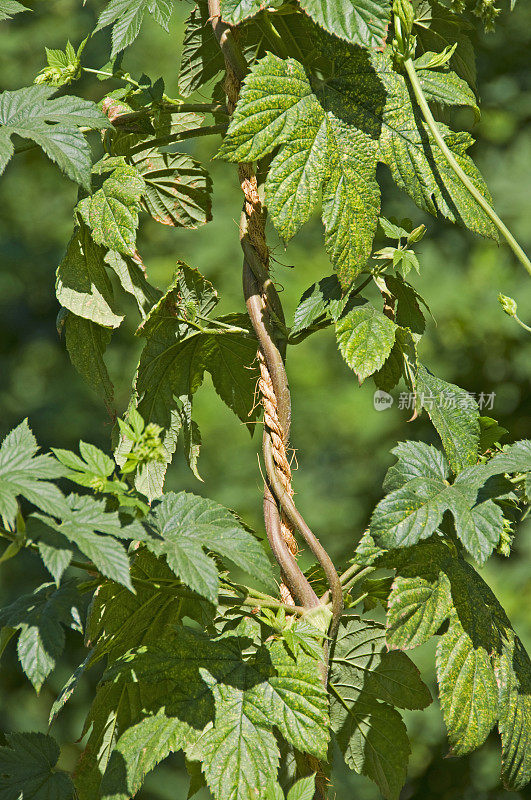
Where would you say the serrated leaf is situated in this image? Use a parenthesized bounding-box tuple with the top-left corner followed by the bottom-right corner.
(374, 52, 497, 241)
(0, 86, 109, 188)
(335, 300, 397, 383)
(415, 2, 476, 88)
(291, 275, 346, 337)
(132, 149, 212, 228)
(57, 225, 123, 328)
(179, 1, 225, 96)
(219, 49, 381, 286)
(64, 313, 115, 411)
(0, 732, 74, 799)
(100, 709, 192, 800)
(370, 477, 446, 549)
(78, 164, 144, 255)
(298, 0, 391, 48)
(416, 364, 480, 473)
(330, 620, 424, 800)
(31, 494, 136, 590)
(220, 0, 265, 24)
(495, 633, 531, 790)
(0, 419, 66, 527)
(190, 674, 280, 800)
(478, 416, 508, 453)
(147, 491, 274, 602)
(382, 538, 531, 785)
(383, 440, 450, 493)
(331, 617, 431, 711)
(49, 653, 92, 724)
(95, 0, 174, 59)
(0, 0, 28, 21)
(418, 68, 479, 119)
(385, 275, 425, 339)
(436, 613, 498, 755)
(386, 540, 453, 649)
(0, 581, 82, 692)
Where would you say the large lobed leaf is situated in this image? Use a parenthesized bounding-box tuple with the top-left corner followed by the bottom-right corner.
(220, 30, 497, 285)
(77, 610, 329, 800)
(0, 86, 109, 188)
(218, 48, 381, 287)
(370, 536, 531, 787)
(370, 438, 512, 564)
(330, 617, 430, 800)
(146, 490, 275, 603)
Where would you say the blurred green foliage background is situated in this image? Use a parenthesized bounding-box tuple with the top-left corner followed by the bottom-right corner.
(0, 2, 529, 798)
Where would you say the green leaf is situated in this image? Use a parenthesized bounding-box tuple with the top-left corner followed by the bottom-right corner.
(0, 582, 82, 692)
(189, 672, 280, 800)
(436, 612, 498, 755)
(95, 0, 174, 59)
(132, 149, 212, 228)
(335, 300, 397, 383)
(416, 364, 480, 473)
(385, 540, 454, 649)
(484, 439, 531, 476)
(179, 1, 225, 96)
(383, 440, 450, 493)
(373, 52, 498, 241)
(331, 617, 431, 711)
(0, 0, 29, 21)
(417, 68, 479, 119)
(147, 491, 274, 602)
(291, 275, 346, 338)
(0, 419, 66, 528)
(372, 456, 504, 563)
(219, 49, 381, 286)
(220, 0, 265, 24)
(130, 265, 258, 497)
(31, 494, 137, 590)
(64, 313, 115, 412)
(104, 250, 160, 318)
(78, 163, 145, 256)
(495, 632, 531, 790)
(385, 275, 426, 339)
(287, 775, 316, 800)
(382, 537, 531, 784)
(0, 86, 109, 188)
(49, 653, 92, 725)
(478, 416, 508, 453)
(330, 618, 429, 800)
(415, 2, 476, 88)
(100, 709, 192, 800)
(56, 225, 124, 328)
(298, 0, 391, 48)
(188, 641, 328, 799)
(0, 732, 74, 799)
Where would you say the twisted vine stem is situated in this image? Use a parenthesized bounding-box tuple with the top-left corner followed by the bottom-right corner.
(207, 1, 343, 647)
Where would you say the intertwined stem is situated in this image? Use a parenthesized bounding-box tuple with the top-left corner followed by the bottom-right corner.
(207, 2, 343, 640)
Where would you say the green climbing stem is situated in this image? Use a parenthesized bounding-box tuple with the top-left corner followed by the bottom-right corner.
(404, 57, 531, 277)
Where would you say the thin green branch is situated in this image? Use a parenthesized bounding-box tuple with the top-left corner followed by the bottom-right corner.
(0, 525, 98, 573)
(127, 123, 226, 155)
(403, 57, 531, 277)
